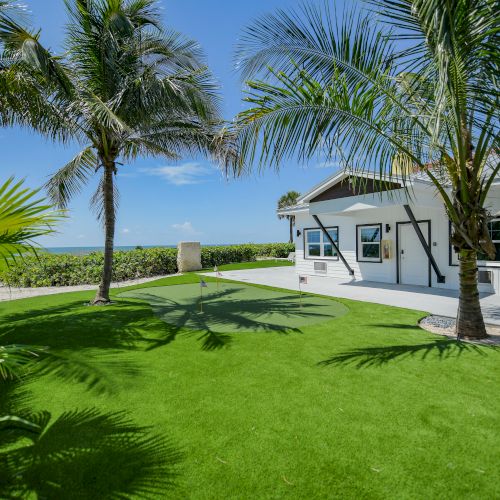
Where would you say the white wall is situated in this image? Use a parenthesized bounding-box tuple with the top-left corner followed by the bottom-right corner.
(295, 202, 500, 295)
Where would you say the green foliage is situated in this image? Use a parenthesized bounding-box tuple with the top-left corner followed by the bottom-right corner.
(0, 344, 45, 381)
(0, 178, 65, 263)
(0, 275, 499, 497)
(277, 190, 300, 219)
(0, 243, 295, 287)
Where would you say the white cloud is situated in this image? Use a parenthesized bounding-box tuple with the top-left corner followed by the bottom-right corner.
(122, 228, 130, 234)
(315, 160, 342, 169)
(141, 162, 211, 185)
(77, 234, 85, 239)
(171, 221, 201, 235)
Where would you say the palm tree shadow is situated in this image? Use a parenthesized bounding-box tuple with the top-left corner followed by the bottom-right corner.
(318, 340, 499, 368)
(130, 287, 345, 351)
(0, 299, 166, 350)
(0, 408, 183, 499)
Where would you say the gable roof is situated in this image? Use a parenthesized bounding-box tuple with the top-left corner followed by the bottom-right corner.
(297, 170, 423, 204)
(277, 164, 500, 216)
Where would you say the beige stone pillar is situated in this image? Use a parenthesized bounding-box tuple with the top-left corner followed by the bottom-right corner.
(177, 241, 202, 272)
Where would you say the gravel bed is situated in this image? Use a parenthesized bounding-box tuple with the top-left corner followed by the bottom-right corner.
(419, 314, 500, 345)
(420, 315, 456, 330)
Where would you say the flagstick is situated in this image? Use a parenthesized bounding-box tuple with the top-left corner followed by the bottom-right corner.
(200, 286, 203, 313)
(214, 266, 219, 290)
(299, 280, 302, 308)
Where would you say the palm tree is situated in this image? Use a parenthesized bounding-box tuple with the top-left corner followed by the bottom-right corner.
(0, 177, 64, 432)
(277, 191, 300, 243)
(235, 0, 499, 339)
(4, 0, 235, 305)
(0, 2, 66, 136)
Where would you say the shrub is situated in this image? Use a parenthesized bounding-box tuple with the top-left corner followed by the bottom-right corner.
(0, 243, 295, 287)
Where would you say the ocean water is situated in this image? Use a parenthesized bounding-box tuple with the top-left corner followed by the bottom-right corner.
(45, 244, 229, 255)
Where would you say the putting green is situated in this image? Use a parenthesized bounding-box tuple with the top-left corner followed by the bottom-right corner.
(119, 283, 348, 333)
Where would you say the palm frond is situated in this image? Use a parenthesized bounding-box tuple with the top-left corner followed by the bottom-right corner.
(237, 1, 395, 84)
(0, 344, 45, 380)
(0, 178, 65, 263)
(45, 147, 98, 208)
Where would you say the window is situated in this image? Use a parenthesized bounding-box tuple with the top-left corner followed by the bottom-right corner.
(479, 219, 500, 262)
(357, 224, 382, 262)
(304, 227, 339, 259)
(450, 219, 500, 264)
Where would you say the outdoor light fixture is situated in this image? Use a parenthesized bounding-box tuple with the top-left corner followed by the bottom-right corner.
(296, 229, 302, 237)
(385, 224, 391, 233)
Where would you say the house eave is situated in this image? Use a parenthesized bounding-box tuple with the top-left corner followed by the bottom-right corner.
(276, 204, 309, 216)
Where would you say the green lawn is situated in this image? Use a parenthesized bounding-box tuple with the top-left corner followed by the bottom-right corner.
(207, 259, 294, 271)
(1, 268, 499, 499)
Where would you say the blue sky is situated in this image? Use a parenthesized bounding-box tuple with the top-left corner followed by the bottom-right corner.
(6, 0, 348, 247)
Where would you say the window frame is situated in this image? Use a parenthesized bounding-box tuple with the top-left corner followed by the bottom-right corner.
(478, 218, 500, 264)
(449, 218, 500, 266)
(356, 223, 383, 263)
(303, 226, 340, 261)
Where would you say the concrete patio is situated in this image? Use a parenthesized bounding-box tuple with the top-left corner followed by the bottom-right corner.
(204, 266, 500, 325)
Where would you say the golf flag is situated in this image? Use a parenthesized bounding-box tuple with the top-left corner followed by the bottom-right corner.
(200, 279, 208, 288)
(299, 275, 308, 285)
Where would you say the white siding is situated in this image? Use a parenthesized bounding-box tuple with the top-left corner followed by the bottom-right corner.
(295, 203, 500, 295)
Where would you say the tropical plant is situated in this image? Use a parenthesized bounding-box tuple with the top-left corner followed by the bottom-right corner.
(277, 191, 300, 243)
(0, 243, 295, 287)
(0, 178, 62, 262)
(0, 1, 66, 137)
(0, 177, 64, 432)
(2, 0, 235, 305)
(235, 0, 499, 339)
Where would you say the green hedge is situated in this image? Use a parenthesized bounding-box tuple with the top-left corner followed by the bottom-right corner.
(0, 243, 294, 288)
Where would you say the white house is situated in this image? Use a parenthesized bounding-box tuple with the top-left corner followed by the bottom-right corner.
(280, 170, 500, 295)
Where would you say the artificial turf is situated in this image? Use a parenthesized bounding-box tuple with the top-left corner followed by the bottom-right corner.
(119, 283, 348, 333)
(203, 259, 294, 271)
(0, 268, 499, 499)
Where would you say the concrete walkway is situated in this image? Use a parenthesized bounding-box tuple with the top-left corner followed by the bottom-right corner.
(0, 274, 179, 302)
(203, 266, 500, 325)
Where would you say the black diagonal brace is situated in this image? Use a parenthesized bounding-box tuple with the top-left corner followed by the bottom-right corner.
(403, 205, 445, 283)
(312, 214, 355, 276)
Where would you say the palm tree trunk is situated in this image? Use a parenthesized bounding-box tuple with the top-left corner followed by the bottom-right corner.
(289, 217, 293, 244)
(93, 160, 116, 305)
(456, 249, 487, 339)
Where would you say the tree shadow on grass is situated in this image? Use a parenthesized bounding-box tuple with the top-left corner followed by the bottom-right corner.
(0, 294, 306, 353)
(318, 340, 499, 368)
(368, 323, 426, 332)
(0, 408, 183, 499)
(125, 287, 346, 350)
(1, 287, 345, 353)
(0, 299, 167, 351)
(0, 299, 166, 393)
(141, 287, 340, 330)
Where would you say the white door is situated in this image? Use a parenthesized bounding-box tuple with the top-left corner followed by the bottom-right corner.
(399, 222, 430, 286)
